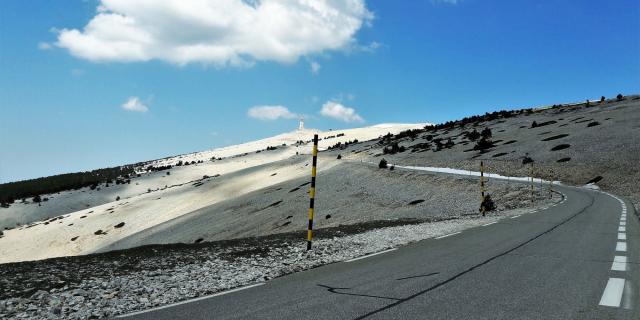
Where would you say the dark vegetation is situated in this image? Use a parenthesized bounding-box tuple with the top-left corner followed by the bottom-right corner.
(531, 120, 557, 128)
(550, 144, 571, 151)
(586, 176, 603, 184)
(378, 159, 388, 169)
(328, 139, 359, 150)
(541, 134, 569, 141)
(480, 194, 496, 212)
(522, 155, 534, 165)
(587, 121, 600, 127)
(383, 142, 406, 155)
(0, 165, 135, 206)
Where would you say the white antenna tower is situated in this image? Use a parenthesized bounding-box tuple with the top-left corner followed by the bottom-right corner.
(298, 117, 304, 130)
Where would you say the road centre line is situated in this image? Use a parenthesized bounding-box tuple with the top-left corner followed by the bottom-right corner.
(618, 233, 627, 240)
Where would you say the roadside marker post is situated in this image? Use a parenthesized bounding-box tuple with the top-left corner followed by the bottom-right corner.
(307, 134, 318, 251)
(480, 161, 486, 217)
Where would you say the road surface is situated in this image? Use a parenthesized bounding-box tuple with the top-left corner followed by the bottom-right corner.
(120, 184, 638, 319)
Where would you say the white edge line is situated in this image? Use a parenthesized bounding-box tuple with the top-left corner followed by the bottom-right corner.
(345, 248, 397, 262)
(482, 222, 497, 227)
(599, 278, 625, 307)
(435, 231, 461, 239)
(611, 256, 628, 272)
(116, 283, 265, 318)
(510, 215, 522, 219)
(616, 242, 627, 252)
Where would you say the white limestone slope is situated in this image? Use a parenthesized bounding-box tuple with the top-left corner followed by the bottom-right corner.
(0, 123, 426, 263)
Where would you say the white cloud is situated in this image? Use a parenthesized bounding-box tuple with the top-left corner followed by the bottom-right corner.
(248, 105, 298, 121)
(320, 101, 364, 123)
(359, 41, 381, 52)
(55, 0, 373, 66)
(38, 42, 52, 50)
(121, 96, 148, 112)
(310, 61, 321, 75)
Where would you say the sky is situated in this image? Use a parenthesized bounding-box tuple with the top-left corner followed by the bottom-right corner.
(1, 0, 639, 183)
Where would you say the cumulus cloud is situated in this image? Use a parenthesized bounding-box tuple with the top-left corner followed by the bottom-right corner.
(55, 0, 373, 66)
(310, 61, 321, 75)
(121, 96, 148, 112)
(248, 105, 298, 121)
(320, 101, 363, 123)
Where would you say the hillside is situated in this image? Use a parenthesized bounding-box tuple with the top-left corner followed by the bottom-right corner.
(0, 123, 426, 262)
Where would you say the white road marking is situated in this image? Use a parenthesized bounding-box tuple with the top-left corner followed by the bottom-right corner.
(618, 233, 627, 240)
(435, 232, 461, 239)
(510, 215, 521, 219)
(620, 221, 626, 226)
(611, 256, 628, 271)
(345, 248, 397, 262)
(116, 283, 265, 318)
(482, 222, 497, 227)
(599, 278, 625, 307)
(618, 227, 626, 232)
(616, 242, 627, 252)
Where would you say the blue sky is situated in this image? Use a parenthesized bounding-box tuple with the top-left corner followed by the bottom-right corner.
(1, 0, 639, 183)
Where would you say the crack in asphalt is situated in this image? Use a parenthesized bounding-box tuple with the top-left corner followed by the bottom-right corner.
(395, 272, 439, 281)
(317, 284, 402, 301)
(352, 189, 596, 320)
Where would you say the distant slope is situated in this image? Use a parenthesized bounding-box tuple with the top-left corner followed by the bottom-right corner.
(0, 123, 426, 263)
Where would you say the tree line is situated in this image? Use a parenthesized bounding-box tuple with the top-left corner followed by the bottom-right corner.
(0, 165, 135, 206)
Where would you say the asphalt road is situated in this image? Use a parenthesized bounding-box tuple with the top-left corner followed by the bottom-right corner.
(120, 184, 638, 319)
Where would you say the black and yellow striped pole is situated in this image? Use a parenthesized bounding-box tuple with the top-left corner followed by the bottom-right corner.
(307, 134, 318, 251)
(480, 161, 486, 217)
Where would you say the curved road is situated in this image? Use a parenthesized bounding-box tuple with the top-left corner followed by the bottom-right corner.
(119, 182, 638, 319)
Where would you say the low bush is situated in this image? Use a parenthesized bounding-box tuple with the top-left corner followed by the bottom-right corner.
(383, 143, 406, 155)
(480, 194, 496, 212)
(473, 137, 494, 151)
(378, 159, 388, 169)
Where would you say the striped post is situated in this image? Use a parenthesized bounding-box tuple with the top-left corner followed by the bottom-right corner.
(480, 161, 486, 217)
(307, 134, 318, 251)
